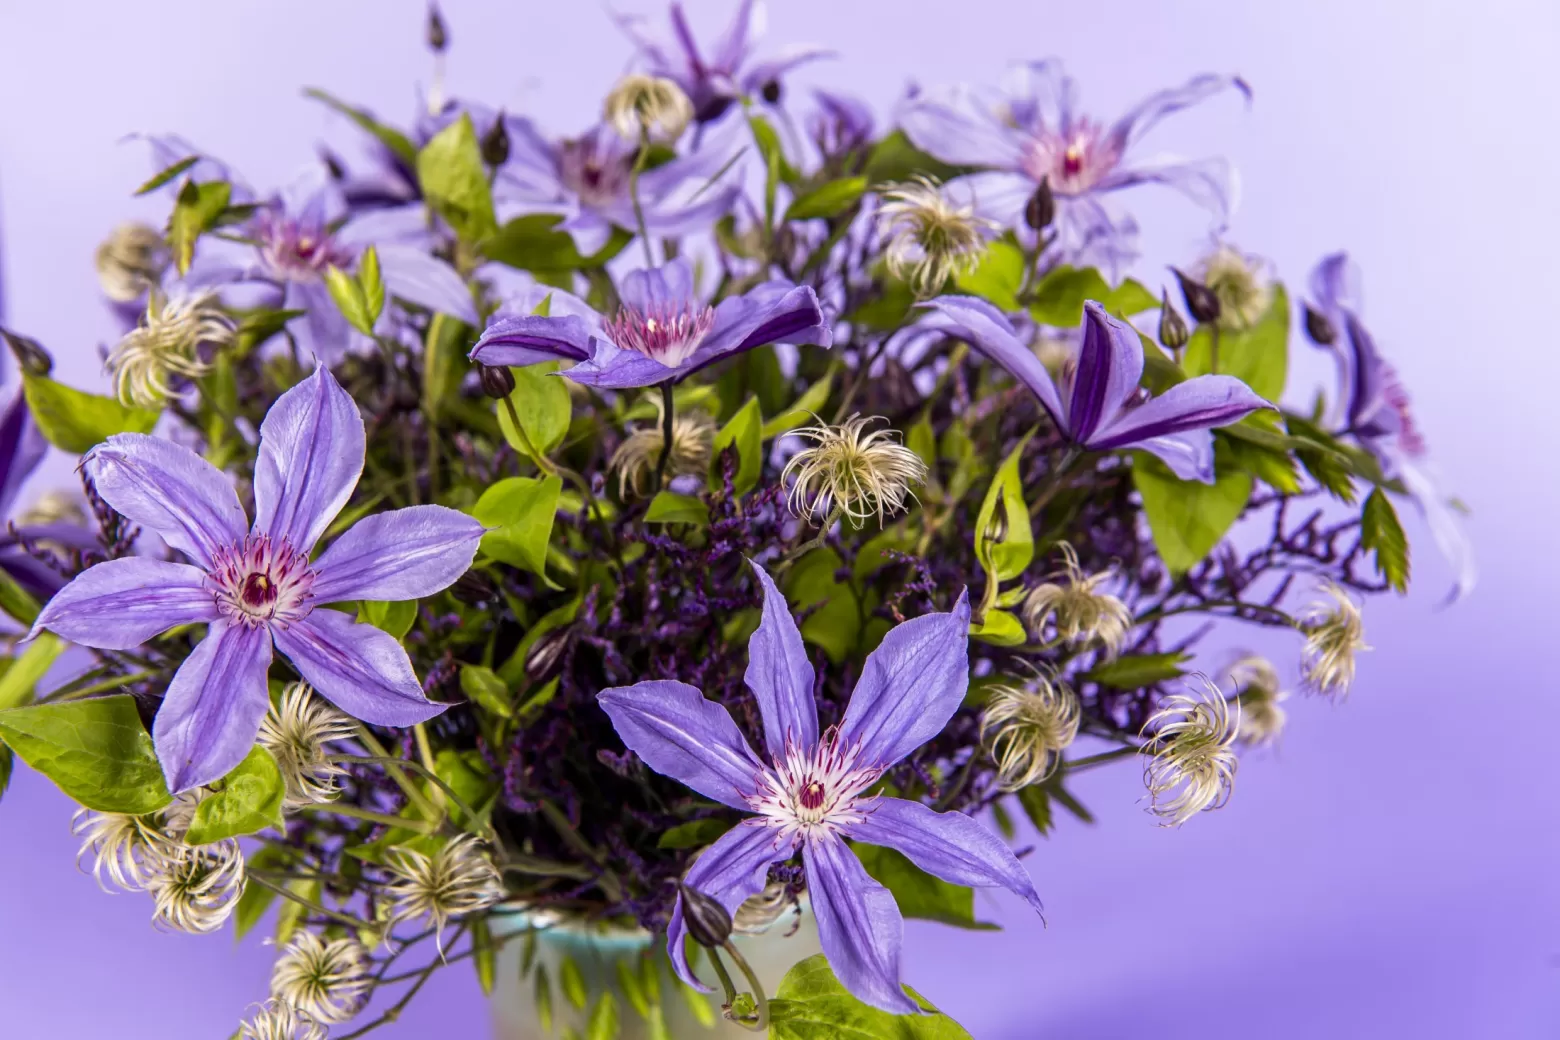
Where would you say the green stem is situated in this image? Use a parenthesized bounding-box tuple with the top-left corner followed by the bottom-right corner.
(629, 129, 655, 268)
(246, 871, 377, 931)
(352, 725, 443, 822)
(500, 392, 560, 477)
(720, 940, 770, 1032)
(306, 802, 438, 834)
(1209, 323, 1221, 374)
(653, 381, 676, 491)
(45, 668, 158, 701)
(1134, 600, 1297, 626)
(329, 754, 494, 842)
(1064, 746, 1139, 771)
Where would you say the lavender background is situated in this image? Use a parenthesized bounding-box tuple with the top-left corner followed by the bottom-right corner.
(1, 1, 1555, 1037)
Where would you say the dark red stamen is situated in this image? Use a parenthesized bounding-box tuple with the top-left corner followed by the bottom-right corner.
(799, 780, 826, 811)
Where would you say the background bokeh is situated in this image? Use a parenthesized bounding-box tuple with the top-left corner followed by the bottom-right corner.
(1, 1, 1555, 1037)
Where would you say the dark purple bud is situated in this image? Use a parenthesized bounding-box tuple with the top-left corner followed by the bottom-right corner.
(1172, 268, 1221, 324)
(2, 328, 54, 376)
(679, 882, 733, 947)
(481, 112, 511, 167)
(426, 3, 448, 52)
(1157, 290, 1189, 351)
(760, 80, 783, 105)
(1023, 177, 1055, 231)
(1303, 304, 1337, 346)
(479, 363, 515, 399)
(523, 627, 571, 683)
(450, 569, 498, 606)
(319, 148, 346, 181)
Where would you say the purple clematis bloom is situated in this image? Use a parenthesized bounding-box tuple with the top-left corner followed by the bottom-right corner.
(31, 367, 484, 793)
(920, 296, 1270, 483)
(899, 61, 1249, 270)
(612, 0, 830, 125)
(598, 562, 1041, 1014)
(470, 258, 831, 390)
(1307, 253, 1474, 602)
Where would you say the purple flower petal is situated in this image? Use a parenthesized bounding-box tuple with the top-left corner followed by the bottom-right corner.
(1092, 156, 1238, 226)
(742, 560, 818, 759)
(153, 621, 274, 793)
(1088, 374, 1269, 449)
(561, 338, 680, 390)
(804, 834, 918, 1015)
(619, 259, 697, 313)
(847, 797, 1044, 915)
(0, 390, 47, 519)
(85, 434, 248, 568)
(946, 171, 1036, 230)
(253, 366, 365, 554)
(373, 243, 479, 325)
(1132, 431, 1217, 484)
(916, 297, 1066, 431)
(32, 558, 216, 650)
(596, 680, 767, 810)
(666, 821, 796, 991)
(310, 506, 484, 604)
(679, 285, 831, 380)
(838, 589, 970, 771)
(272, 608, 447, 727)
(741, 45, 835, 94)
(897, 91, 1029, 170)
(283, 279, 357, 363)
(709, 0, 757, 72)
(1106, 73, 1250, 154)
(1069, 301, 1145, 444)
(470, 314, 596, 368)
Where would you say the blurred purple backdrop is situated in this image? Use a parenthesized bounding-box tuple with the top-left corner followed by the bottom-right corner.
(1, 1, 1556, 1037)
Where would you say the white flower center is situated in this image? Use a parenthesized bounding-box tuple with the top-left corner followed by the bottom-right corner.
(748, 731, 882, 841)
(209, 534, 316, 628)
(603, 302, 716, 368)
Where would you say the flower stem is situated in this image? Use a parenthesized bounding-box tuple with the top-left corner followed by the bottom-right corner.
(352, 725, 443, 823)
(500, 391, 560, 477)
(247, 870, 379, 931)
(629, 128, 655, 268)
(712, 940, 769, 1031)
(1063, 745, 1139, 771)
(653, 380, 676, 491)
(305, 801, 438, 834)
(44, 668, 157, 701)
(329, 754, 495, 842)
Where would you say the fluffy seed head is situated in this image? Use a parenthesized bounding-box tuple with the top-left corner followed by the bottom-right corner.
(878, 176, 998, 297)
(609, 410, 715, 498)
(257, 683, 356, 809)
(980, 672, 1081, 790)
(733, 881, 796, 935)
(783, 415, 927, 527)
(270, 931, 371, 1025)
(385, 835, 504, 948)
(144, 839, 247, 933)
(95, 222, 169, 302)
(72, 808, 180, 892)
(239, 1000, 327, 1040)
(1193, 244, 1274, 331)
(1141, 677, 1239, 827)
(106, 289, 235, 407)
(1229, 655, 1289, 747)
(1022, 543, 1133, 657)
(1300, 582, 1369, 699)
(604, 74, 694, 143)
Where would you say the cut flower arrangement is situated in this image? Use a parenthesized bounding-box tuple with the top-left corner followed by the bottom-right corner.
(0, 4, 1471, 1038)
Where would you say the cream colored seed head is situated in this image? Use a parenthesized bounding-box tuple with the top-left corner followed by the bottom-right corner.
(1141, 677, 1240, 827)
(782, 414, 927, 528)
(980, 673, 1081, 790)
(1194, 243, 1274, 331)
(1022, 543, 1133, 657)
(1299, 581, 1369, 699)
(610, 411, 715, 498)
(878, 176, 998, 298)
(106, 289, 235, 407)
(604, 73, 694, 143)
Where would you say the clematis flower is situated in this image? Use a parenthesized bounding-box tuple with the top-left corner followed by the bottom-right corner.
(1306, 252, 1475, 602)
(919, 295, 1269, 482)
(31, 367, 484, 793)
(469, 258, 830, 390)
(612, 0, 830, 125)
(597, 562, 1042, 1014)
(899, 62, 1249, 269)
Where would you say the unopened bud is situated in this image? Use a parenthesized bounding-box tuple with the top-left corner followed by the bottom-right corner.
(478, 363, 515, 399)
(1172, 268, 1221, 324)
(1, 328, 54, 376)
(425, 3, 448, 52)
(1303, 304, 1337, 346)
(760, 80, 782, 105)
(678, 882, 733, 948)
(481, 112, 511, 167)
(983, 495, 1008, 545)
(523, 627, 571, 683)
(1023, 177, 1055, 231)
(1157, 290, 1189, 351)
(450, 570, 498, 606)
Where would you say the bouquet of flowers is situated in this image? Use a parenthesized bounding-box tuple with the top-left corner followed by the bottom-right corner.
(0, 3, 1471, 1038)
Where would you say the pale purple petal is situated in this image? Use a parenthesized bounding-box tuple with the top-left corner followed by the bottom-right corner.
(947, 171, 1035, 229)
(483, 267, 602, 326)
(742, 560, 818, 758)
(1068, 301, 1145, 443)
(620, 259, 697, 312)
(310, 506, 484, 603)
(32, 558, 216, 650)
(561, 338, 680, 389)
(373, 244, 479, 324)
(839, 589, 971, 770)
(709, 0, 757, 73)
(596, 680, 767, 810)
(336, 203, 432, 250)
(0, 390, 47, 518)
(1106, 73, 1251, 152)
(641, 187, 744, 239)
(153, 621, 274, 793)
(804, 835, 918, 1015)
(679, 285, 831, 379)
(741, 46, 834, 94)
(1308, 251, 1359, 321)
(85, 434, 247, 568)
(253, 366, 366, 554)
(1093, 156, 1239, 226)
(916, 296, 1066, 430)
(1342, 314, 1388, 431)
(281, 280, 357, 363)
(1088, 374, 1269, 449)
(1399, 459, 1477, 605)
(847, 797, 1044, 915)
(554, 209, 618, 256)
(1132, 431, 1217, 484)
(273, 607, 447, 726)
(998, 60, 1075, 134)
(666, 821, 796, 990)
(897, 89, 1029, 169)
(470, 314, 596, 368)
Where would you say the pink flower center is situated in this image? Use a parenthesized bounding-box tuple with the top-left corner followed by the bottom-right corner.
(1020, 120, 1120, 196)
(256, 212, 352, 283)
(558, 138, 632, 210)
(748, 729, 882, 840)
(603, 302, 716, 368)
(209, 534, 316, 628)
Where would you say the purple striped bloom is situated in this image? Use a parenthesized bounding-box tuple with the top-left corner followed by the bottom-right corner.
(31, 367, 484, 793)
(919, 296, 1270, 482)
(470, 258, 831, 389)
(598, 562, 1041, 1014)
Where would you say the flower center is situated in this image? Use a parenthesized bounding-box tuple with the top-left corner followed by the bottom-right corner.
(1021, 122, 1118, 196)
(748, 730, 882, 839)
(558, 137, 632, 210)
(603, 302, 716, 368)
(210, 534, 316, 628)
(256, 212, 352, 283)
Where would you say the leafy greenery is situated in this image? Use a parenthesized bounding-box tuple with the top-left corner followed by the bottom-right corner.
(185, 746, 286, 844)
(1361, 488, 1411, 593)
(1132, 448, 1253, 575)
(417, 114, 498, 244)
(854, 843, 996, 930)
(22, 371, 160, 453)
(769, 955, 972, 1039)
(0, 695, 171, 815)
(1082, 652, 1190, 689)
(1182, 286, 1290, 400)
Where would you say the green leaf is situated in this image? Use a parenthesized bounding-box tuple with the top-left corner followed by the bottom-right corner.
(359, 245, 385, 327)
(417, 114, 498, 243)
(1105, 278, 1159, 316)
(233, 845, 290, 940)
(786, 176, 868, 221)
(434, 748, 499, 828)
(168, 179, 232, 275)
(784, 548, 860, 664)
(1082, 652, 1190, 689)
(472, 917, 497, 996)
(675, 968, 718, 1027)
(185, 745, 285, 844)
(968, 609, 1026, 647)
(305, 88, 419, 169)
(954, 240, 1023, 310)
(761, 367, 836, 438)
(1222, 427, 1301, 494)
(0, 694, 171, 814)
(1015, 784, 1052, 836)
(1182, 285, 1290, 401)
(0, 568, 42, 627)
(274, 877, 319, 946)
(854, 844, 996, 930)
(770, 955, 972, 1040)
(535, 964, 555, 1033)
(323, 265, 374, 336)
(1132, 448, 1253, 575)
(22, 371, 160, 453)
(472, 475, 563, 576)
(1361, 488, 1411, 593)
(972, 432, 1035, 582)
(1029, 265, 1111, 327)
(134, 155, 199, 196)
(498, 362, 572, 458)
(459, 664, 513, 719)
(1296, 445, 1358, 504)
(709, 396, 763, 494)
(862, 130, 965, 186)
(356, 599, 418, 639)
(587, 991, 620, 1040)
(643, 492, 709, 526)
(906, 416, 936, 469)
(423, 311, 472, 423)
(560, 954, 589, 1011)
(0, 632, 64, 710)
(657, 817, 736, 850)
(482, 213, 632, 271)
(617, 959, 652, 1019)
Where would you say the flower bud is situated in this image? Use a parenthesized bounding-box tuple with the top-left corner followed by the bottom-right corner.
(1, 327, 54, 376)
(450, 570, 498, 606)
(1171, 268, 1222, 325)
(760, 80, 783, 105)
(481, 112, 511, 167)
(1157, 290, 1189, 351)
(523, 626, 571, 682)
(678, 882, 734, 947)
(425, 3, 448, 52)
(1303, 304, 1337, 346)
(478, 363, 515, 399)
(1023, 177, 1055, 231)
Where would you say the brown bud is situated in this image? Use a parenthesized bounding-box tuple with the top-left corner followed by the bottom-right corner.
(1303, 304, 1338, 346)
(478, 363, 515, 399)
(1023, 177, 1055, 231)
(678, 882, 734, 947)
(481, 112, 511, 167)
(1172, 268, 1221, 324)
(450, 570, 498, 606)
(425, 3, 448, 52)
(1, 328, 54, 376)
(760, 80, 783, 105)
(523, 627, 571, 683)
(1157, 290, 1189, 351)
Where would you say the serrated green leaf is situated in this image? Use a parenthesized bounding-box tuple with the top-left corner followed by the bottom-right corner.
(1082, 652, 1190, 689)
(954, 240, 1023, 310)
(356, 599, 418, 639)
(305, 88, 419, 169)
(708, 396, 763, 494)
(472, 475, 562, 577)
(1132, 447, 1253, 575)
(1183, 285, 1289, 401)
(185, 745, 285, 844)
(785, 176, 867, 221)
(1361, 488, 1411, 593)
(0, 694, 170, 814)
(769, 955, 972, 1039)
(135, 155, 199, 196)
(498, 362, 572, 458)
(560, 954, 589, 1011)
(1015, 784, 1052, 836)
(854, 843, 997, 930)
(1296, 445, 1358, 504)
(168, 179, 232, 275)
(657, 817, 736, 850)
(643, 492, 709, 526)
(22, 371, 160, 453)
(482, 213, 631, 271)
(0, 632, 64, 710)
(459, 664, 513, 719)
(587, 991, 620, 1040)
(418, 114, 498, 243)
(785, 548, 860, 664)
